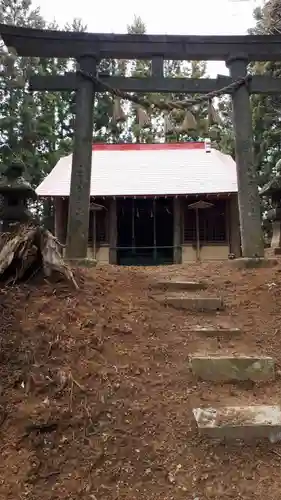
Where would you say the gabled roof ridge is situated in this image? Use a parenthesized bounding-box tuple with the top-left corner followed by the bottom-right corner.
(91, 142, 205, 151)
(36, 146, 238, 197)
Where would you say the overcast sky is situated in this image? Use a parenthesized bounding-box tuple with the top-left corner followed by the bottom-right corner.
(34, 0, 262, 76)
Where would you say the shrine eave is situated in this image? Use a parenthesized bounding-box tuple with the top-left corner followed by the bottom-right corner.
(260, 178, 281, 196)
(2, 23, 281, 60)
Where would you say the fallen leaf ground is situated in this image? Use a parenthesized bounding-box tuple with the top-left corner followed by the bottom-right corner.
(1, 261, 281, 499)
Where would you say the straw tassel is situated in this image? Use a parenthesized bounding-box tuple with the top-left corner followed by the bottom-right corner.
(6, 48, 17, 78)
(13, 75, 25, 88)
(180, 110, 197, 131)
(207, 99, 221, 126)
(137, 106, 150, 128)
(164, 114, 174, 134)
(199, 118, 209, 134)
(112, 97, 126, 122)
(171, 108, 184, 123)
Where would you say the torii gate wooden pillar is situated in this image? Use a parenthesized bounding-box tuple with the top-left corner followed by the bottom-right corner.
(2, 25, 281, 260)
(66, 55, 97, 258)
(227, 56, 262, 258)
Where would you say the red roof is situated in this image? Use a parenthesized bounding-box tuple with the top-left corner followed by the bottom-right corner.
(37, 143, 238, 197)
(92, 142, 205, 151)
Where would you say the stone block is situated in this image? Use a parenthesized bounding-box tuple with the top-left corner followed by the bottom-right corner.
(163, 296, 224, 311)
(229, 257, 278, 269)
(155, 280, 207, 291)
(193, 405, 281, 441)
(190, 326, 241, 338)
(189, 354, 275, 382)
(65, 258, 97, 268)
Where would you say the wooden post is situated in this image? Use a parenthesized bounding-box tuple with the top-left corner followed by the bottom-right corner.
(92, 209, 96, 259)
(229, 194, 241, 257)
(173, 197, 181, 264)
(132, 198, 136, 255)
(65, 55, 97, 259)
(54, 197, 66, 244)
(109, 198, 117, 264)
(195, 207, 200, 261)
(227, 56, 264, 258)
(271, 220, 281, 251)
(153, 198, 157, 263)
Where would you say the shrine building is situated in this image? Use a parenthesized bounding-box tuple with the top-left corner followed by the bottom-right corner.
(36, 142, 241, 266)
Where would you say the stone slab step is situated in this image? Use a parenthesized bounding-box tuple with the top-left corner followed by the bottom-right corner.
(65, 258, 97, 268)
(154, 280, 207, 291)
(229, 257, 278, 269)
(193, 405, 281, 441)
(189, 354, 275, 382)
(190, 326, 241, 337)
(161, 296, 224, 311)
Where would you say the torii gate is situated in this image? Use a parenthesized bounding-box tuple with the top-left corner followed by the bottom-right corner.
(1, 24, 281, 261)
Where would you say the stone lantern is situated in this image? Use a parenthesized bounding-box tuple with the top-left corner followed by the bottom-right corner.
(0, 161, 37, 232)
(260, 159, 281, 254)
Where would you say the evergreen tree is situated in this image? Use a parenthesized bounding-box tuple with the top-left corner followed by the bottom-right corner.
(0, 0, 45, 175)
(163, 60, 209, 143)
(94, 57, 128, 143)
(0, 1, 73, 186)
(124, 16, 210, 144)
(0, 1, 91, 228)
(249, 0, 281, 186)
(125, 15, 154, 143)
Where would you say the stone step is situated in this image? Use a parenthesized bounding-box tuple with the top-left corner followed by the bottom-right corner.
(189, 326, 241, 338)
(229, 257, 278, 269)
(193, 405, 281, 441)
(161, 296, 224, 311)
(189, 354, 275, 382)
(154, 280, 207, 291)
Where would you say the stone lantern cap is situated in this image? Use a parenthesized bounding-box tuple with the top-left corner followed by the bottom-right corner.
(260, 158, 281, 196)
(0, 161, 37, 199)
(260, 175, 281, 196)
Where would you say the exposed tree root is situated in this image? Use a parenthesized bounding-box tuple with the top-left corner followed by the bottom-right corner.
(0, 224, 78, 288)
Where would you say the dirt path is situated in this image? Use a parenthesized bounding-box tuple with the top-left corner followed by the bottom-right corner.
(1, 262, 281, 499)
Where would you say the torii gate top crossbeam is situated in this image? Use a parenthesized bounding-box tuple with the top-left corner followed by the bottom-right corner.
(1, 23, 281, 61)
